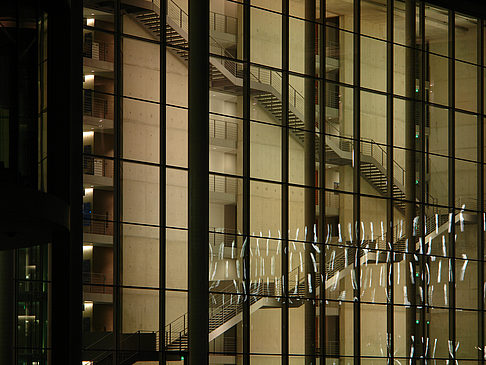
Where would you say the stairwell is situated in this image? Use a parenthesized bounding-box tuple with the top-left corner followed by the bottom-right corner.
(126, 0, 417, 215)
(162, 211, 475, 354)
(81, 0, 461, 359)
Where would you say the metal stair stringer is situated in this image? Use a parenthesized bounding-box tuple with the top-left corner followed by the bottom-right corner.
(165, 212, 475, 352)
(325, 211, 476, 291)
(208, 296, 273, 342)
(109, 0, 410, 211)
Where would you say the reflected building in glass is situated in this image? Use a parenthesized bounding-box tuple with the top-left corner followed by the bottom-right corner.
(3, 0, 486, 364)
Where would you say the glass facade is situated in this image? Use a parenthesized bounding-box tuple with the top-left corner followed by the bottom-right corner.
(79, 0, 486, 364)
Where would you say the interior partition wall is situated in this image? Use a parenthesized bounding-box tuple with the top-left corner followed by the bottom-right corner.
(79, 0, 486, 364)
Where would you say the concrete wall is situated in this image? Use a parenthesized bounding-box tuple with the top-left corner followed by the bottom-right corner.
(117, 2, 481, 361)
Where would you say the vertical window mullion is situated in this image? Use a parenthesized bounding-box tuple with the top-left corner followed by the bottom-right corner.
(113, 0, 123, 362)
(353, 0, 361, 362)
(159, 0, 167, 363)
(477, 17, 485, 365)
(418, 2, 427, 360)
(281, 1, 289, 364)
(447, 9, 456, 364)
(386, 0, 394, 363)
(242, 1, 251, 364)
(404, 1, 417, 360)
(318, 0, 326, 363)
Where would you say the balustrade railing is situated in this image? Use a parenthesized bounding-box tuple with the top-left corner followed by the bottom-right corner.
(83, 39, 113, 62)
(209, 118, 238, 141)
(360, 138, 406, 189)
(83, 213, 113, 236)
(83, 156, 114, 178)
(82, 272, 113, 294)
(209, 227, 238, 248)
(326, 40, 340, 59)
(209, 10, 237, 34)
(166, 0, 237, 36)
(83, 95, 111, 120)
(209, 175, 237, 194)
(326, 88, 340, 110)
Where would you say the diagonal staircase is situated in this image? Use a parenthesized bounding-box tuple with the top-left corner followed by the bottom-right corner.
(163, 210, 474, 353)
(81, 0, 467, 362)
(125, 0, 414, 213)
(164, 265, 311, 352)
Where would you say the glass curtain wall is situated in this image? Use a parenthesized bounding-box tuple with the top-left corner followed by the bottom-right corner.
(80, 0, 486, 364)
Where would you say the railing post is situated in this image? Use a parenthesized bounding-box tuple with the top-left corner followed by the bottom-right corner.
(222, 295, 225, 321)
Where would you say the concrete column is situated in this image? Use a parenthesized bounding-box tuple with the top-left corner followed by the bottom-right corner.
(188, 1, 209, 364)
(304, 0, 316, 363)
(404, 0, 417, 362)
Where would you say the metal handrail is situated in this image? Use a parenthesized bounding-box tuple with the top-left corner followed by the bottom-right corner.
(83, 212, 113, 235)
(209, 118, 238, 141)
(164, 259, 319, 350)
(164, 0, 306, 111)
(316, 190, 340, 210)
(326, 88, 340, 109)
(83, 95, 109, 119)
(83, 331, 113, 351)
(325, 122, 440, 205)
(209, 227, 238, 248)
(83, 155, 114, 178)
(83, 271, 111, 283)
(82, 272, 113, 294)
(360, 137, 405, 188)
(209, 175, 237, 194)
(166, 0, 237, 36)
(83, 38, 113, 62)
(209, 10, 237, 35)
(325, 211, 458, 283)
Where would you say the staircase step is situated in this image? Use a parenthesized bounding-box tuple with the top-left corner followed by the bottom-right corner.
(137, 16, 408, 210)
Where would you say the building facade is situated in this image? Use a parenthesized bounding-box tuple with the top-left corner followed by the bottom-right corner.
(3, 0, 486, 364)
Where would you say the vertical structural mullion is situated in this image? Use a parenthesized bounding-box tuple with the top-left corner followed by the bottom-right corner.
(188, 1, 209, 364)
(386, 1, 394, 363)
(304, 0, 316, 364)
(113, 0, 123, 363)
(281, 0, 289, 364)
(242, 1, 251, 364)
(404, 1, 416, 362)
(477, 17, 485, 365)
(447, 9, 456, 365)
(418, 2, 427, 360)
(159, 0, 167, 362)
(318, 0, 326, 363)
(353, 0, 361, 363)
